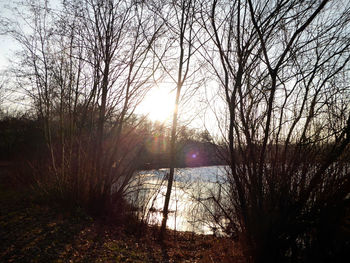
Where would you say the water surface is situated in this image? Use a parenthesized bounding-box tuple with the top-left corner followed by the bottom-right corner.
(129, 166, 228, 235)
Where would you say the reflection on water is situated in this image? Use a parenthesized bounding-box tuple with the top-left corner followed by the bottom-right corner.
(128, 166, 228, 235)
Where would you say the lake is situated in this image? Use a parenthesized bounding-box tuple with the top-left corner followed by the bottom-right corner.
(128, 166, 228, 235)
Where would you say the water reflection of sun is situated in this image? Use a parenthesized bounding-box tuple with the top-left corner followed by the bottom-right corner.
(140, 86, 174, 122)
(145, 181, 213, 234)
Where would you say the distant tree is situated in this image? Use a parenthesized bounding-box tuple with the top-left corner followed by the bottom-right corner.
(0, 76, 6, 118)
(197, 130, 213, 143)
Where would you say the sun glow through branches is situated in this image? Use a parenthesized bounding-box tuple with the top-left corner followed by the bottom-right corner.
(140, 86, 174, 122)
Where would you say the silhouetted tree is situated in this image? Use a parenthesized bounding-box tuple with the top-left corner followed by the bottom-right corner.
(2, 0, 163, 215)
(147, 0, 203, 238)
(200, 0, 350, 261)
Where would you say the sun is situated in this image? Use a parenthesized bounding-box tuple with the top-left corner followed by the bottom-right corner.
(140, 86, 174, 122)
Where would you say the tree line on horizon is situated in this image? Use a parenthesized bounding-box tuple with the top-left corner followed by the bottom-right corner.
(0, 114, 223, 169)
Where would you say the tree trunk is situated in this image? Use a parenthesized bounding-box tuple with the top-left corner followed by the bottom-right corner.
(160, 83, 181, 239)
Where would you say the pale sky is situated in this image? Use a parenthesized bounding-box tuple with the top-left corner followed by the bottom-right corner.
(0, 0, 17, 71)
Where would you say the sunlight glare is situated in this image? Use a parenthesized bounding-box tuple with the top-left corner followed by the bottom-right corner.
(141, 87, 174, 122)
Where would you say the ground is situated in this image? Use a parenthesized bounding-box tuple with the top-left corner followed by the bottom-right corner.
(0, 165, 244, 263)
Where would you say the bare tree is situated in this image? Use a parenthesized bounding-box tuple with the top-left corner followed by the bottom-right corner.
(2, 0, 163, 214)
(146, 0, 202, 239)
(200, 0, 350, 261)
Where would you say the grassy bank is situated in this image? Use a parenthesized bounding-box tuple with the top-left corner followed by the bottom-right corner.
(0, 166, 243, 263)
